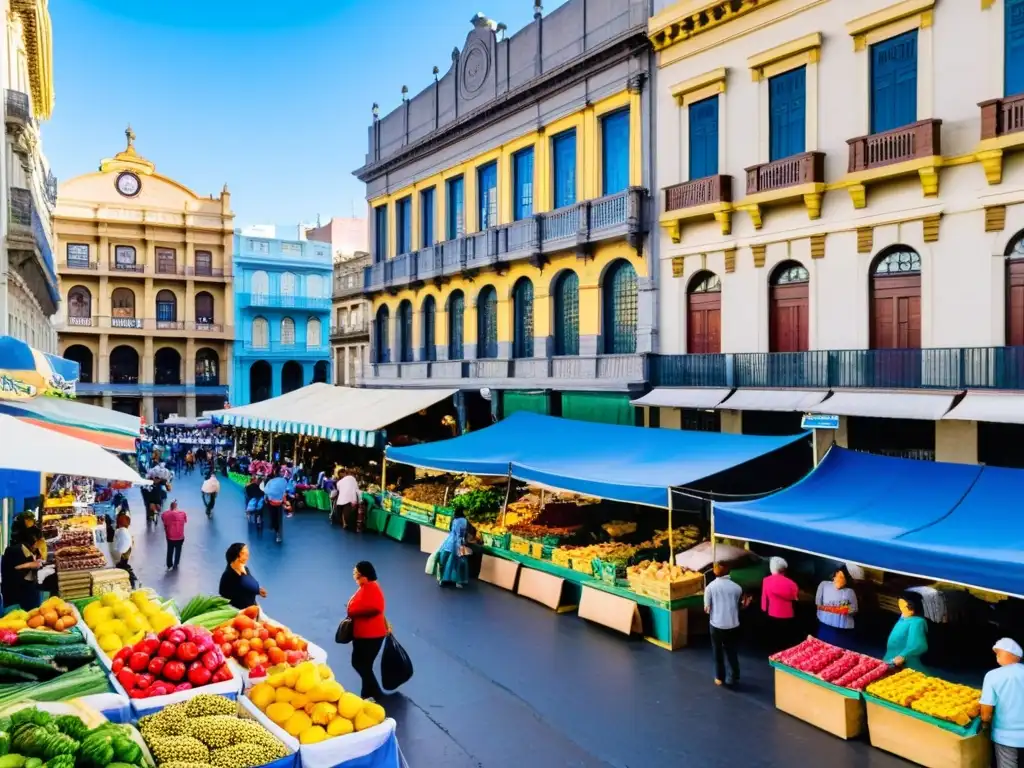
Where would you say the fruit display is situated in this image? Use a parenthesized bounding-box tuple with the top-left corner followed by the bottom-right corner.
(247, 661, 386, 744)
(0, 706, 146, 767)
(54, 546, 106, 573)
(866, 669, 982, 726)
(450, 489, 504, 524)
(400, 482, 452, 507)
(601, 521, 637, 538)
(138, 695, 291, 767)
(82, 591, 178, 656)
(110, 624, 233, 700)
(0, 598, 78, 633)
(560, 542, 637, 567)
(771, 638, 890, 690)
(627, 561, 702, 584)
(643, 525, 701, 550)
(212, 607, 311, 676)
(53, 530, 95, 550)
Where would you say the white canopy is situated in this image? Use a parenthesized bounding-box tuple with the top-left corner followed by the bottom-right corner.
(0, 414, 145, 484)
(208, 384, 458, 447)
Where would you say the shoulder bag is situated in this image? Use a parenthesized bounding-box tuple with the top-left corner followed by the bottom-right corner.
(334, 617, 354, 645)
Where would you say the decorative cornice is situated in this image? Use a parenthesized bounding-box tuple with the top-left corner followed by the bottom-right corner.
(724, 247, 736, 272)
(748, 32, 822, 81)
(846, 0, 935, 51)
(649, 0, 782, 53)
(11, 0, 54, 120)
(671, 256, 685, 278)
(670, 67, 727, 105)
(922, 214, 942, 243)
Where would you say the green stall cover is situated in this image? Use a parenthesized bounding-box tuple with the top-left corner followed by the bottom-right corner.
(503, 390, 550, 417)
(560, 392, 635, 426)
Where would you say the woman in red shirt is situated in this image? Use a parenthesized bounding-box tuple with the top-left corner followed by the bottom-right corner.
(347, 560, 387, 699)
(761, 556, 800, 653)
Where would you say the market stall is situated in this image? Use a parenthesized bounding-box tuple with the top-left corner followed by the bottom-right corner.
(0, 396, 141, 453)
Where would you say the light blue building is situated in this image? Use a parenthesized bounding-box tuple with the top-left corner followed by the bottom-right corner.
(231, 230, 333, 405)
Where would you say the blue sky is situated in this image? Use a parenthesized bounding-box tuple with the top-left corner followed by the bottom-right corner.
(45, 0, 566, 227)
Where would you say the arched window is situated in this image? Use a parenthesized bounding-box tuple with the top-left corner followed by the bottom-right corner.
(67, 286, 91, 321)
(155, 290, 177, 324)
(251, 317, 269, 348)
(512, 278, 534, 359)
(111, 288, 135, 318)
(156, 248, 177, 275)
(769, 262, 809, 353)
(375, 306, 390, 363)
(195, 348, 219, 385)
(281, 317, 296, 345)
(447, 291, 465, 360)
(194, 292, 214, 325)
(194, 250, 213, 276)
(113, 245, 136, 270)
(870, 246, 921, 350)
(1007, 231, 1024, 345)
(306, 274, 323, 298)
(397, 300, 414, 362)
(154, 348, 182, 385)
(422, 296, 436, 362)
(63, 344, 93, 383)
(251, 270, 269, 295)
(109, 345, 139, 383)
(477, 286, 498, 359)
(280, 272, 296, 296)
(307, 317, 322, 348)
(554, 271, 579, 356)
(602, 260, 638, 354)
(687, 271, 721, 354)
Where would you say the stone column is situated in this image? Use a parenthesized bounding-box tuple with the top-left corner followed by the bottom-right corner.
(720, 410, 743, 434)
(142, 396, 155, 425)
(185, 395, 197, 418)
(142, 337, 155, 384)
(102, 395, 112, 410)
(636, 275, 657, 354)
(935, 420, 979, 464)
(271, 362, 283, 397)
(98, 334, 110, 383)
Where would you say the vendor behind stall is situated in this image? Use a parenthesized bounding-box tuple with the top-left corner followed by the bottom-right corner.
(884, 591, 929, 671)
(815, 566, 858, 648)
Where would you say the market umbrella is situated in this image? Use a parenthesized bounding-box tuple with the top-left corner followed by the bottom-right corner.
(0, 414, 145, 484)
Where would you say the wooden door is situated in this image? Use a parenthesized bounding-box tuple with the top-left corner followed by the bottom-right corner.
(687, 292, 721, 354)
(1008, 260, 1024, 346)
(770, 284, 809, 352)
(871, 275, 921, 349)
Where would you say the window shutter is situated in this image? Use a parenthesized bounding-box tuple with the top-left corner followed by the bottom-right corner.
(1008, 0, 1024, 97)
(423, 299, 436, 361)
(420, 188, 434, 247)
(603, 262, 638, 354)
(477, 163, 498, 230)
(870, 30, 918, 134)
(688, 96, 719, 180)
(555, 272, 579, 356)
(601, 109, 630, 196)
(769, 67, 806, 161)
(448, 294, 464, 360)
(514, 149, 534, 221)
(513, 281, 534, 358)
(447, 178, 464, 240)
(552, 130, 577, 209)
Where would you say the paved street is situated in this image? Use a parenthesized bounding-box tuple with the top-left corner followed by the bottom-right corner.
(119, 471, 909, 768)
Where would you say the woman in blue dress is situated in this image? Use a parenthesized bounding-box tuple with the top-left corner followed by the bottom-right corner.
(435, 509, 469, 588)
(884, 591, 930, 672)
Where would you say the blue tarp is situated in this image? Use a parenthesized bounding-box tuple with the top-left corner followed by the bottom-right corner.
(714, 447, 1024, 596)
(386, 412, 809, 507)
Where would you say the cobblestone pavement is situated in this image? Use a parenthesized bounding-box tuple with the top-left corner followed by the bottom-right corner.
(117, 471, 909, 768)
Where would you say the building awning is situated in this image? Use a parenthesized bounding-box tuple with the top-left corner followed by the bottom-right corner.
(0, 396, 141, 452)
(717, 389, 828, 412)
(943, 391, 1024, 424)
(807, 390, 957, 420)
(0, 335, 78, 399)
(631, 388, 732, 410)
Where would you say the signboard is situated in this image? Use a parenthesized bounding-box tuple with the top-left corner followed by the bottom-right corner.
(801, 414, 840, 430)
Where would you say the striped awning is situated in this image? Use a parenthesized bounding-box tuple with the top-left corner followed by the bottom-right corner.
(0, 396, 141, 452)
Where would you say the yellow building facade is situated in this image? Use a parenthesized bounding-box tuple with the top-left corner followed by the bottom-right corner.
(55, 129, 234, 423)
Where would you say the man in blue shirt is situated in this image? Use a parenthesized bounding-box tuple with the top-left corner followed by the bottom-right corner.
(704, 563, 750, 688)
(982, 637, 1024, 767)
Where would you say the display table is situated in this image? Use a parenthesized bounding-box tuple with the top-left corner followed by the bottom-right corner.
(303, 489, 332, 511)
(865, 697, 990, 768)
(772, 664, 865, 739)
(517, 565, 575, 611)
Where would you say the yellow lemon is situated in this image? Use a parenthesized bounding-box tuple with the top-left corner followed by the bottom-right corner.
(353, 711, 375, 732)
(299, 725, 328, 744)
(274, 688, 296, 704)
(250, 683, 276, 711)
(327, 717, 354, 737)
(284, 711, 312, 738)
(265, 702, 295, 726)
(362, 701, 386, 726)
(337, 692, 363, 720)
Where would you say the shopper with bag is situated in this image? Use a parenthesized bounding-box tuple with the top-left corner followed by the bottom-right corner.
(344, 561, 387, 700)
(434, 509, 471, 588)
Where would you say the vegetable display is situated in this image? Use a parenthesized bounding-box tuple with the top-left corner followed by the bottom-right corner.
(211, 607, 310, 676)
(0, 707, 145, 767)
(110, 625, 232, 700)
(772, 638, 891, 691)
(0, 664, 111, 709)
(1, 599, 78, 633)
(177, 598, 237, 632)
(450, 489, 503, 523)
(82, 593, 177, 657)
(866, 669, 982, 726)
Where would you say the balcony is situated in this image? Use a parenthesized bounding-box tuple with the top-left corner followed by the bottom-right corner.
(241, 340, 332, 357)
(186, 321, 226, 333)
(185, 265, 225, 277)
(4, 90, 30, 129)
(237, 293, 332, 310)
(330, 321, 370, 340)
(7, 186, 58, 314)
(333, 275, 364, 299)
(739, 152, 826, 228)
(64, 316, 96, 328)
(76, 382, 230, 397)
(363, 188, 645, 295)
(61, 258, 98, 271)
(155, 263, 184, 276)
(659, 175, 733, 241)
(155, 320, 184, 330)
(978, 94, 1024, 185)
(109, 259, 146, 274)
(110, 316, 145, 330)
(845, 119, 942, 208)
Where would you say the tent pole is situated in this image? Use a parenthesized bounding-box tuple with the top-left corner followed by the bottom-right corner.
(381, 457, 387, 492)
(667, 488, 674, 565)
(500, 463, 513, 528)
(710, 500, 717, 562)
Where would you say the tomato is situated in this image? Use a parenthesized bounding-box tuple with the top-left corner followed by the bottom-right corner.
(258, 628, 269, 641)
(268, 647, 286, 665)
(241, 628, 255, 640)
(244, 650, 261, 668)
(263, 639, 276, 650)
(212, 630, 225, 645)
(274, 631, 287, 647)
(232, 614, 256, 632)
(221, 642, 233, 656)
(249, 637, 263, 652)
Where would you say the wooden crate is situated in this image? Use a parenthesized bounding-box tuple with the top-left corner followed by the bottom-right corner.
(774, 668, 865, 739)
(866, 701, 990, 768)
(639, 576, 703, 602)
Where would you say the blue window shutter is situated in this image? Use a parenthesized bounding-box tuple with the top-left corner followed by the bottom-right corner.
(603, 262, 638, 354)
(870, 30, 918, 134)
(420, 188, 434, 247)
(1007, 0, 1024, 96)
(552, 130, 577, 209)
(688, 96, 719, 180)
(446, 177, 464, 240)
(513, 149, 534, 220)
(376, 310, 389, 363)
(477, 288, 498, 358)
(448, 293, 464, 359)
(397, 197, 412, 254)
(374, 206, 388, 263)
(555, 272, 579, 356)
(769, 67, 806, 161)
(422, 298, 436, 361)
(513, 280, 534, 358)
(398, 303, 413, 362)
(477, 162, 497, 230)
(601, 109, 630, 196)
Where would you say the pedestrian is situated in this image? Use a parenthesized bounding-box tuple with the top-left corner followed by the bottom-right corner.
(185, 450, 195, 475)
(761, 556, 800, 653)
(704, 562, 749, 688)
(112, 513, 138, 588)
(196, 446, 207, 473)
(161, 500, 187, 571)
(219, 543, 266, 609)
(333, 473, 361, 529)
(983, 638, 1024, 767)
(201, 471, 220, 518)
(263, 472, 288, 544)
(815, 566, 858, 648)
(434, 509, 470, 588)
(1, 526, 44, 610)
(346, 561, 387, 700)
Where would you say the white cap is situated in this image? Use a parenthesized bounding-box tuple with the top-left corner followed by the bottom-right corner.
(994, 638, 1023, 658)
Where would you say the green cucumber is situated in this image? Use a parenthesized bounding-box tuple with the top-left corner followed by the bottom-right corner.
(0, 651, 59, 680)
(14, 631, 80, 647)
(0, 756, 27, 768)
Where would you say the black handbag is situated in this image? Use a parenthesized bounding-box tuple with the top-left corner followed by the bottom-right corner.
(334, 617, 354, 645)
(380, 629, 414, 691)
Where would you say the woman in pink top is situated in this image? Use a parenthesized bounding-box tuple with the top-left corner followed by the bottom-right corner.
(762, 556, 799, 652)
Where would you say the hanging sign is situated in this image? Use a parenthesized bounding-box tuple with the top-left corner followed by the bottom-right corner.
(801, 414, 839, 430)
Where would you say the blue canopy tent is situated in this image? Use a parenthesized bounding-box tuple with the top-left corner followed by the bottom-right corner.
(385, 412, 809, 508)
(714, 447, 1024, 597)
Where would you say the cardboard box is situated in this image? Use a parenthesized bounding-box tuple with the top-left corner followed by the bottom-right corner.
(774, 668, 865, 740)
(866, 701, 991, 768)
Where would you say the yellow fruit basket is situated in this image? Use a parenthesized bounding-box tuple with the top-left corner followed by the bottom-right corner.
(551, 549, 572, 569)
(509, 536, 530, 556)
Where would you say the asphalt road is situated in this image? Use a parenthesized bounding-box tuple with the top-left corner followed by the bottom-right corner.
(118, 469, 911, 768)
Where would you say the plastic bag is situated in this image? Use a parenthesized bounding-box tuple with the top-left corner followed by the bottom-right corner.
(380, 632, 413, 691)
(425, 550, 438, 576)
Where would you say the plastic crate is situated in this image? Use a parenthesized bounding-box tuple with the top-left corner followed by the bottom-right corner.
(551, 549, 572, 568)
(481, 531, 510, 550)
(595, 559, 626, 585)
(510, 537, 530, 555)
(529, 541, 544, 560)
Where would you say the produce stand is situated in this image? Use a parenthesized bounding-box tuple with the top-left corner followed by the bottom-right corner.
(771, 664, 865, 739)
(864, 697, 989, 768)
(516, 566, 573, 611)
(478, 553, 519, 592)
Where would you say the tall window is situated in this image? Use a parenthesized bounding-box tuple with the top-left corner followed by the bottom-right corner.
(603, 260, 638, 354)
(155, 290, 177, 323)
(195, 292, 214, 325)
(554, 271, 579, 356)
(477, 162, 498, 230)
(420, 187, 435, 247)
(397, 300, 414, 363)
(476, 286, 498, 359)
(1007, 0, 1024, 96)
(769, 67, 806, 161)
(446, 176, 464, 240)
(281, 317, 296, 345)
(448, 291, 465, 360)
(251, 270, 269, 295)
(689, 96, 719, 179)
(687, 272, 722, 355)
(194, 250, 213, 276)
(422, 296, 436, 361)
(396, 196, 412, 254)
(67, 244, 89, 268)
(156, 248, 177, 274)
(251, 317, 269, 348)
(195, 349, 219, 385)
(512, 278, 534, 359)
(280, 272, 296, 296)
(870, 246, 922, 350)
(306, 274, 323, 298)
(374, 204, 389, 264)
(374, 306, 390, 363)
(1008, 232, 1024, 345)
(111, 288, 135, 318)
(601, 109, 630, 196)
(113, 245, 137, 270)
(552, 129, 577, 209)
(513, 148, 534, 221)
(870, 30, 918, 134)
(67, 286, 91, 319)
(769, 262, 809, 353)
(307, 317, 322, 348)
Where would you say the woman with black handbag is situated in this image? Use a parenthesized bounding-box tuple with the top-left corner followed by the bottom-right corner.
(344, 561, 387, 700)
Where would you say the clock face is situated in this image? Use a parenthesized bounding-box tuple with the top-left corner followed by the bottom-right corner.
(115, 172, 141, 197)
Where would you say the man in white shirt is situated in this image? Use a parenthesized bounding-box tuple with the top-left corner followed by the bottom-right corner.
(111, 513, 137, 588)
(201, 472, 220, 518)
(333, 474, 361, 529)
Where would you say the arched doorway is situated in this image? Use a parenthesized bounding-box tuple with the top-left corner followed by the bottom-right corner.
(374, 306, 390, 363)
(63, 344, 93, 383)
(397, 300, 413, 363)
(769, 262, 809, 353)
(154, 348, 182, 385)
(686, 271, 721, 354)
(870, 246, 921, 350)
(447, 291, 464, 360)
(421, 296, 436, 362)
(282, 361, 304, 394)
(155, 290, 177, 327)
(313, 360, 329, 383)
(250, 361, 271, 403)
(512, 278, 534, 359)
(603, 260, 638, 354)
(553, 271, 579, 356)
(109, 345, 139, 383)
(195, 348, 219, 385)
(1007, 231, 1024, 345)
